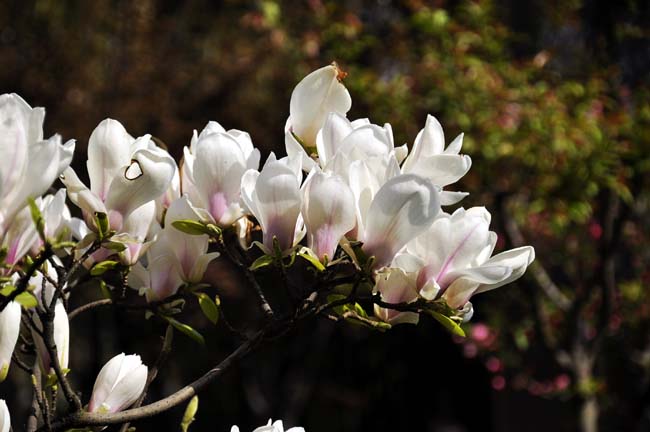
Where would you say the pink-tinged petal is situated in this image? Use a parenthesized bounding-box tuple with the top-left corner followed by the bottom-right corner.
(363, 174, 440, 268)
(443, 277, 481, 309)
(192, 132, 248, 225)
(288, 64, 352, 147)
(302, 171, 356, 260)
(373, 268, 420, 325)
(249, 158, 303, 251)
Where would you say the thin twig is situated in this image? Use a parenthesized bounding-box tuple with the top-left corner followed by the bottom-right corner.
(41, 329, 267, 431)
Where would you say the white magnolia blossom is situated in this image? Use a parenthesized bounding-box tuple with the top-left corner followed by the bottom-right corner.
(301, 170, 356, 261)
(392, 207, 535, 309)
(401, 114, 472, 205)
(30, 261, 70, 373)
(182, 121, 260, 227)
(231, 419, 305, 432)
(0, 399, 9, 432)
(155, 159, 181, 223)
(286, 63, 351, 149)
(129, 196, 219, 302)
(241, 153, 304, 252)
(373, 268, 420, 325)
(0, 301, 21, 382)
(88, 353, 148, 414)
(0, 93, 75, 241)
(359, 174, 441, 268)
(61, 119, 176, 264)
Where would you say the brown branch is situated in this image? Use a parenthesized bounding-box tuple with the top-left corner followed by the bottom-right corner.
(42, 329, 267, 431)
(67, 299, 113, 320)
(0, 245, 54, 312)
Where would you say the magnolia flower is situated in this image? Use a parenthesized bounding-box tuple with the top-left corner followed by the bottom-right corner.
(30, 262, 70, 374)
(286, 63, 351, 148)
(395, 207, 535, 309)
(61, 119, 176, 263)
(373, 268, 420, 325)
(155, 160, 181, 223)
(88, 353, 148, 414)
(401, 115, 472, 205)
(0, 399, 9, 432)
(231, 419, 305, 432)
(301, 170, 356, 261)
(241, 154, 304, 252)
(0, 301, 21, 382)
(30, 188, 76, 254)
(129, 196, 219, 302)
(358, 174, 441, 268)
(182, 122, 260, 226)
(1, 204, 39, 267)
(286, 112, 406, 177)
(0, 93, 75, 240)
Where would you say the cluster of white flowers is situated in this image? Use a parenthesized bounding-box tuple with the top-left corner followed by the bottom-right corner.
(0, 64, 534, 429)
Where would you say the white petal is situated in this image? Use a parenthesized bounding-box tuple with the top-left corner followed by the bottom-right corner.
(302, 171, 356, 260)
(405, 154, 472, 187)
(439, 191, 469, 206)
(60, 167, 107, 216)
(53, 301, 70, 370)
(401, 114, 445, 173)
(316, 112, 352, 165)
(0, 302, 21, 382)
(105, 147, 176, 220)
(87, 119, 133, 201)
(103, 358, 148, 413)
(474, 246, 535, 294)
(253, 161, 303, 250)
(285, 130, 316, 172)
(0, 399, 10, 432)
(373, 268, 419, 325)
(288, 64, 352, 147)
(192, 132, 248, 225)
(363, 174, 440, 267)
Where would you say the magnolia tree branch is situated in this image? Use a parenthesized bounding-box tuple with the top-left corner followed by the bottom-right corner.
(41, 329, 267, 432)
(0, 245, 54, 312)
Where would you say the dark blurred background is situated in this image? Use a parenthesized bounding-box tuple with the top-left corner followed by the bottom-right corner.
(1, 0, 650, 431)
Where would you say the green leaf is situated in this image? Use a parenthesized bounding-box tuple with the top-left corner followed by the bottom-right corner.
(181, 396, 199, 432)
(90, 260, 120, 276)
(0, 285, 16, 296)
(101, 240, 128, 252)
(297, 250, 325, 272)
(172, 220, 213, 236)
(427, 310, 466, 337)
(195, 292, 219, 325)
(249, 254, 274, 271)
(28, 198, 46, 240)
(15, 292, 38, 309)
(164, 317, 205, 345)
(94, 212, 110, 240)
(98, 279, 112, 300)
